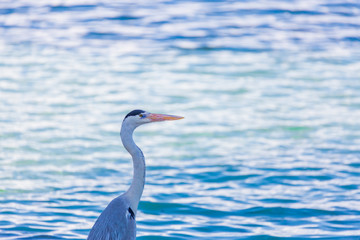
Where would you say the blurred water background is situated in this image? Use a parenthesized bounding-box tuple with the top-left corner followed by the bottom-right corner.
(1, 0, 360, 239)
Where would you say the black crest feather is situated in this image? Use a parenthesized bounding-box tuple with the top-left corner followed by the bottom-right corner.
(124, 109, 145, 119)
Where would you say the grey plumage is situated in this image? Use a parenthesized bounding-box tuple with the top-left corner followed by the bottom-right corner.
(87, 110, 183, 240)
(88, 194, 136, 240)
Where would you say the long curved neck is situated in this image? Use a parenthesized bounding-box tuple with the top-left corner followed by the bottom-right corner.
(120, 122, 145, 213)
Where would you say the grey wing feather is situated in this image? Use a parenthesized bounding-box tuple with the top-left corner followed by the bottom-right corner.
(87, 196, 136, 240)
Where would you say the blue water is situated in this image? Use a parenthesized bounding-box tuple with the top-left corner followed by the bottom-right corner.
(1, 0, 360, 239)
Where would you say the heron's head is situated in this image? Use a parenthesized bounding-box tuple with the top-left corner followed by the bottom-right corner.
(123, 109, 183, 129)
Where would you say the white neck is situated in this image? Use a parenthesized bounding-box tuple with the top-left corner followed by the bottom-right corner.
(120, 121, 145, 213)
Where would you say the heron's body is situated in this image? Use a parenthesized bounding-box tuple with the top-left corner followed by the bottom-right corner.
(88, 195, 136, 240)
(87, 110, 183, 240)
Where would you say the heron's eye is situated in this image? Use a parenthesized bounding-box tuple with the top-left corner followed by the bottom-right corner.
(139, 114, 143, 118)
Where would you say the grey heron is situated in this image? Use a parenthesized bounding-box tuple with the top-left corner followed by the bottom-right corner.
(87, 109, 183, 240)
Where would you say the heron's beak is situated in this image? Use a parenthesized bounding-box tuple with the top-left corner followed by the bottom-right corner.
(147, 113, 184, 122)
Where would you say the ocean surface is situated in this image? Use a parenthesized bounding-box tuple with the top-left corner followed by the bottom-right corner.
(1, 0, 360, 239)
